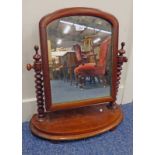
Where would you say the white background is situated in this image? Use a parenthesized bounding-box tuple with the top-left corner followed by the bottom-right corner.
(0, 0, 155, 155)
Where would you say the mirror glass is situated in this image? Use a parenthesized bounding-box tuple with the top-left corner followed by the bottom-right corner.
(47, 16, 113, 104)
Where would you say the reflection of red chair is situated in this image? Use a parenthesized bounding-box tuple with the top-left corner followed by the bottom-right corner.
(74, 37, 111, 88)
(73, 44, 92, 65)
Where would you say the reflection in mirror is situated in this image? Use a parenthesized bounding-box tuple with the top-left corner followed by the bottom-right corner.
(47, 16, 112, 104)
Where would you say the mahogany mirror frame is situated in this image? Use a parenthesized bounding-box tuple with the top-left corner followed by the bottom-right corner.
(26, 7, 128, 141)
(39, 7, 119, 112)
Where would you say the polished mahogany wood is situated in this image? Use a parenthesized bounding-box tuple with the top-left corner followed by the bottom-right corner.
(26, 8, 128, 141)
(27, 46, 45, 119)
(30, 103, 123, 140)
(108, 42, 128, 108)
(39, 7, 119, 111)
(116, 42, 128, 97)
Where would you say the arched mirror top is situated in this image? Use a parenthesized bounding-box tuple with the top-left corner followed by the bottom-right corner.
(39, 7, 120, 111)
(39, 7, 119, 29)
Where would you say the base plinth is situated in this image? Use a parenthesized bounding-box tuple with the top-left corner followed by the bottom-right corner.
(30, 104, 123, 141)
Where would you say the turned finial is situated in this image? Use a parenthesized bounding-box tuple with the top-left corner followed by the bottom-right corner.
(33, 45, 41, 60)
(121, 42, 125, 49)
(118, 42, 128, 62)
(26, 45, 41, 71)
(34, 45, 39, 54)
(119, 42, 126, 55)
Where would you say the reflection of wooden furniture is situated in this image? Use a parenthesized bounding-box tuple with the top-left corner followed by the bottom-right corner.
(73, 44, 96, 65)
(74, 37, 111, 88)
(50, 50, 77, 83)
(66, 52, 77, 84)
(26, 8, 128, 141)
(47, 40, 53, 79)
(73, 44, 98, 86)
(83, 36, 93, 51)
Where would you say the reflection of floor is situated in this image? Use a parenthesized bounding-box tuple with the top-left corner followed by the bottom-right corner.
(51, 80, 110, 104)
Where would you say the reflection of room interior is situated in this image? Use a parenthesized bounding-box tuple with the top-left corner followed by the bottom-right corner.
(47, 16, 112, 103)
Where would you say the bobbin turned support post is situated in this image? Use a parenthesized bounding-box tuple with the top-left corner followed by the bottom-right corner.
(26, 45, 45, 119)
(108, 42, 128, 108)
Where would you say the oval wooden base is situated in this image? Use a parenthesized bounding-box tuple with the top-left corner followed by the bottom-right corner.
(30, 104, 123, 141)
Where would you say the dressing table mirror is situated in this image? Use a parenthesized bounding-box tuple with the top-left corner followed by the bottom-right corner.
(26, 7, 127, 140)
